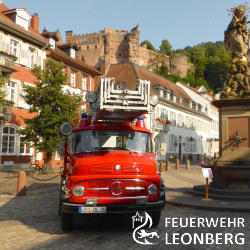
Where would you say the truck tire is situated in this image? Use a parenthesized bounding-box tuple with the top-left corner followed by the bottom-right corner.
(61, 212, 73, 231)
(149, 211, 161, 227)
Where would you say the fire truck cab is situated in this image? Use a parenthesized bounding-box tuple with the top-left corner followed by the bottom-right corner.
(58, 78, 166, 231)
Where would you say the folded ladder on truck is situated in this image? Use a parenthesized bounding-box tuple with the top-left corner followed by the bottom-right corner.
(91, 78, 151, 124)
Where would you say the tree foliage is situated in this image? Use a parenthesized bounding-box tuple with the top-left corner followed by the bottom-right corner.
(147, 53, 169, 78)
(18, 58, 83, 171)
(172, 41, 232, 92)
(159, 39, 173, 57)
(0, 67, 7, 108)
(140, 40, 156, 52)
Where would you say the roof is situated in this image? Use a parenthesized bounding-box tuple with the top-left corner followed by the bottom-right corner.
(57, 43, 79, 51)
(41, 29, 59, 41)
(104, 62, 191, 104)
(47, 47, 102, 76)
(0, 3, 49, 46)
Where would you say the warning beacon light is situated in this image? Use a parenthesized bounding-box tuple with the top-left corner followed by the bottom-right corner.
(136, 116, 146, 128)
(79, 113, 90, 126)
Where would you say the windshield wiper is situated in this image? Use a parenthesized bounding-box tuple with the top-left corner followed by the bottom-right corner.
(124, 147, 141, 153)
(94, 147, 114, 150)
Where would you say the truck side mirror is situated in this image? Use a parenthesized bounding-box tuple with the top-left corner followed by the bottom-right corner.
(58, 141, 65, 155)
(160, 143, 167, 156)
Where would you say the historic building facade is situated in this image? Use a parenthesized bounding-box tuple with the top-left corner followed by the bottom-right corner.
(176, 83, 219, 158)
(65, 25, 193, 77)
(0, 2, 48, 169)
(97, 61, 211, 162)
(0, 2, 101, 170)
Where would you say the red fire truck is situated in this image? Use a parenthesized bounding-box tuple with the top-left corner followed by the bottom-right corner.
(58, 78, 166, 231)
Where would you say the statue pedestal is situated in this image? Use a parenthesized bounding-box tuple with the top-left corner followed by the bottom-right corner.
(211, 99, 250, 190)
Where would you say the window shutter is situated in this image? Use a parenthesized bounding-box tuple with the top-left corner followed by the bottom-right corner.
(67, 68, 71, 85)
(169, 135, 173, 151)
(78, 73, 83, 89)
(5, 43, 10, 52)
(155, 107, 159, 118)
(185, 137, 188, 151)
(2, 41, 5, 51)
(194, 139, 197, 152)
(18, 83, 26, 109)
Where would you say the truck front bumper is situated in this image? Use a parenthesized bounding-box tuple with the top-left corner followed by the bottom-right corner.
(61, 199, 165, 214)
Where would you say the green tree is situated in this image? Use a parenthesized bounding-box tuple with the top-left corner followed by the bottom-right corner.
(140, 40, 156, 52)
(18, 58, 83, 173)
(159, 39, 173, 57)
(0, 67, 7, 108)
(147, 53, 169, 78)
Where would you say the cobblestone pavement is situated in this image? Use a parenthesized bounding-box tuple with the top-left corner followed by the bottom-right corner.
(0, 166, 250, 250)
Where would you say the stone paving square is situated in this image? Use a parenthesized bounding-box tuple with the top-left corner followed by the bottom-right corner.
(0, 164, 250, 249)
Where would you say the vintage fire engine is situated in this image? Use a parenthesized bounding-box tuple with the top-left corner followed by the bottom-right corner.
(58, 78, 166, 231)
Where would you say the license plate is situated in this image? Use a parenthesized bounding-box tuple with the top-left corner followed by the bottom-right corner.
(78, 207, 106, 213)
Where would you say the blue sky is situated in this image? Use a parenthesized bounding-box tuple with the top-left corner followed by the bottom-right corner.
(6, 0, 248, 50)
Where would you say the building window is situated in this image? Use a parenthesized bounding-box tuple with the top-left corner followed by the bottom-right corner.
(87, 46, 89, 50)
(192, 118, 196, 130)
(82, 77, 87, 90)
(7, 81, 16, 102)
(70, 49, 76, 59)
(169, 134, 177, 151)
(71, 72, 76, 87)
(10, 39, 18, 56)
(19, 137, 32, 155)
(28, 48, 35, 68)
(83, 92, 86, 101)
(170, 111, 176, 126)
(178, 114, 183, 127)
(95, 45, 97, 49)
(185, 116, 189, 129)
(49, 38, 56, 49)
(196, 120, 200, 131)
(163, 109, 168, 120)
(2, 127, 16, 154)
(119, 53, 121, 57)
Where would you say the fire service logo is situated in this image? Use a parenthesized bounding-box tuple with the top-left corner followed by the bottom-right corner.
(132, 212, 159, 245)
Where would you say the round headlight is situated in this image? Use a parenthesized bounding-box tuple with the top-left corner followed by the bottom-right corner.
(72, 185, 85, 197)
(86, 91, 97, 103)
(147, 184, 157, 196)
(149, 94, 159, 106)
(60, 122, 73, 136)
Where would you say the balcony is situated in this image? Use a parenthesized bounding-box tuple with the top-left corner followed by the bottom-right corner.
(0, 103, 13, 122)
(0, 53, 17, 73)
(152, 120, 170, 132)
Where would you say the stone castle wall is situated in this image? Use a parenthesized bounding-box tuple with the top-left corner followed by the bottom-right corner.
(66, 25, 193, 76)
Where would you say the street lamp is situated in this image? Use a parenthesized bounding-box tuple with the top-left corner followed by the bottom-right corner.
(189, 136, 194, 161)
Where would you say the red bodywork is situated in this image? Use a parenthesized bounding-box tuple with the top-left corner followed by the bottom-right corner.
(62, 120, 162, 207)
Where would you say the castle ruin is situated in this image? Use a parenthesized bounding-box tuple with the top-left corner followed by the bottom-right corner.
(66, 24, 193, 77)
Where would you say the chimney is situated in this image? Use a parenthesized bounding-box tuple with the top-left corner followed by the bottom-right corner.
(100, 60, 110, 75)
(30, 13, 39, 32)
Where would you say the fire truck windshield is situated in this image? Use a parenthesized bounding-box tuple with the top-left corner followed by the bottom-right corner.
(70, 130, 153, 153)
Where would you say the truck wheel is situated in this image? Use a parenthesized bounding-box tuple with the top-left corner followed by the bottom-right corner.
(61, 212, 73, 231)
(149, 211, 161, 227)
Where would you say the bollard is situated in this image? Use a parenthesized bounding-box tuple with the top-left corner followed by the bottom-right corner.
(17, 171, 26, 196)
(175, 159, 179, 170)
(166, 161, 170, 171)
(186, 159, 190, 170)
(160, 161, 164, 172)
